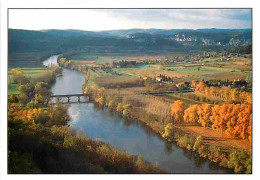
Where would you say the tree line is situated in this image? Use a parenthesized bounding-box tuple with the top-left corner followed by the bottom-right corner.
(112, 60, 136, 68)
(171, 100, 252, 141)
(193, 81, 252, 104)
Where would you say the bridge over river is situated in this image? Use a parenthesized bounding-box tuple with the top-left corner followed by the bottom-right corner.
(50, 93, 92, 103)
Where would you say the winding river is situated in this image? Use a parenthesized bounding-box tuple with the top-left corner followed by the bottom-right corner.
(43, 55, 230, 174)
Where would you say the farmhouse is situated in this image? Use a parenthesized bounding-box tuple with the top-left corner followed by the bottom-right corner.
(143, 76, 148, 80)
(156, 77, 162, 82)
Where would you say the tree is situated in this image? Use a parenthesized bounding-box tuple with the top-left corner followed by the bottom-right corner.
(48, 103, 70, 126)
(195, 81, 206, 92)
(184, 104, 199, 124)
(17, 84, 31, 105)
(171, 100, 185, 123)
(9, 94, 18, 103)
(197, 104, 212, 127)
(122, 104, 131, 115)
(162, 123, 174, 138)
(34, 93, 44, 106)
(18, 93, 29, 105)
(193, 136, 203, 151)
(59, 58, 67, 65)
(34, 82, 51, 104)
(117, 103, 123, 112)
(231, 89, 240, 102)
(11, 68, 23, 75)
(18, 84, 30, 95)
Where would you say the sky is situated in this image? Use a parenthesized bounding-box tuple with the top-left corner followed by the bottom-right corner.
(9, 9, 252, 31)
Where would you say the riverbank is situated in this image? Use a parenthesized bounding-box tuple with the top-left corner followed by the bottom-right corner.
(92, 86, 251, 173)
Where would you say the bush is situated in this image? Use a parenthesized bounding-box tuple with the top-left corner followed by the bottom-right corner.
(9, 94, 19, 103)
(197, 145, 208, 158)
(116, 103, 123, 112)
(227, 150, 252, 173)
(162, 123, 174, 139)
(193, 136, 203, 151)
(208, 145, 222, 163)
(177, 135, 194, 149)
(122, 104, 131, 115)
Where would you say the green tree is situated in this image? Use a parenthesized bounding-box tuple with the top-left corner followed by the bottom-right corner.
(162, 123, 174, 139)
(193, 135, 203, 151)
(34, 82, 51, 104)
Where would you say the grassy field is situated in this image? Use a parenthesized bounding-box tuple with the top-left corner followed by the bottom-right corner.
(8, 67, 52, 95)
(114, 60, 250, 82)
(67, 51, 251, 82)
(68, 51, 252, 85)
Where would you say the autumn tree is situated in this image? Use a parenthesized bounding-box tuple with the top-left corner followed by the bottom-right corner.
(197, 104, 212, 127)
(195, 81, 206, 92)
(183, 104, 199, 125)
(171, 100, 185, 123)
(11, 68, 23, 75)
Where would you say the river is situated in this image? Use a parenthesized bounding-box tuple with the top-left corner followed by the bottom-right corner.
(43, 55, 230, 174)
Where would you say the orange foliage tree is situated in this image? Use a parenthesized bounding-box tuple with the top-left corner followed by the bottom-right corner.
(197, 104, 212, 127)
(180, 102, 252, 141)
(194, 81, 252, 104)
(171, 100, 185, 123)
(8, 104, 45, 123)
(183, 104, 199, 125)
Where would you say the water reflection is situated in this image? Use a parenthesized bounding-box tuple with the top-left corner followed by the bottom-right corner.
(164, 141, 174, 155)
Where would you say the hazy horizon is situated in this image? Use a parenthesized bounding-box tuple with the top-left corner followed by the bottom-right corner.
(9, 27, 252, 32)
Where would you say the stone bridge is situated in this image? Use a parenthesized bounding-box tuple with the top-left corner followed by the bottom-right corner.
(50, 93, 92, 103)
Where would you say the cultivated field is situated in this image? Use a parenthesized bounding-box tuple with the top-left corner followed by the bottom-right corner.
(9, 52, 52, 68)
(68, 52, 251, 82)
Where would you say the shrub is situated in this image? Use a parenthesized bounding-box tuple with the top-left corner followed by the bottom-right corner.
(193, 136, 203, 151)
(162, 123, 174, 139)
(227, 150, 252, 173)
(117, 103, 123, 112)
(177, 135, 193, 149)
(9, 94, 19, 103)
(197, 145, 208, 158)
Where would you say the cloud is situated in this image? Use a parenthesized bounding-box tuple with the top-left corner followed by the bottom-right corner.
(9, 9, 252, 31)
(104, 9, 252, 29)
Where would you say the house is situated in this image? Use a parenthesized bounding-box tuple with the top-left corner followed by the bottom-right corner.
(143, 76, 148, 80)
(156, 77, 162, 82)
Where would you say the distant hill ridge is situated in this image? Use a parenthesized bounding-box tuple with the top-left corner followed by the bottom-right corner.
(40, 28, 252, 37)
(8, 28, 252, 53)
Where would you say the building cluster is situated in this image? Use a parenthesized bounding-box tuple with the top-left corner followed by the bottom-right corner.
(175, 34, 197, 42)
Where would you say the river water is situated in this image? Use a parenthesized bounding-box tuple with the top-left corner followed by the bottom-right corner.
(43, 55, 230, 174)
